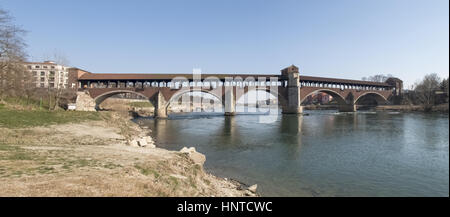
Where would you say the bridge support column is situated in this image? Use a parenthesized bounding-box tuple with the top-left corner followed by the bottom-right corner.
(339, 104, 356, 112)
(224, 87, 236, 116)
(281, 65, 303, 114)
(75, 91, 96, 111)
(154, 91, 168, 118)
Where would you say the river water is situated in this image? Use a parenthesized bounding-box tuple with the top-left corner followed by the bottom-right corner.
(136, 110, 449, 197)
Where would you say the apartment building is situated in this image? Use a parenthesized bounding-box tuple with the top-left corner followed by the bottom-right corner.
(24, 61, 69, 89)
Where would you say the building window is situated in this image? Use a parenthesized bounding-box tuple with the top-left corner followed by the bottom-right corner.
(40, 78, 45, 82)
(32, 71, 37, 76)
(51, 66, 55, 69)
(40, 83, 45, 88)
(35, 65, 40, 69)
(49, 71, 55, 76)
(40, 71, 45, 76)
(43, 66, 48, 69)
(27, 65, 32, 69)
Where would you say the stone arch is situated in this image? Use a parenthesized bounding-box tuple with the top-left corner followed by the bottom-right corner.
(164, 89, 225, 113)
(93, 90, 149, 110)
(236, 88, 288, 108)
(354, 92, 388, 105)
(300, 89, 347, 105)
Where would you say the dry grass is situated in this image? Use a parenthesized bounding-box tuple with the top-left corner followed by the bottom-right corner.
(0, 113, 252, 197)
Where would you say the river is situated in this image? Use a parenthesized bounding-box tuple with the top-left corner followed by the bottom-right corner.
(136, 110, 449, 197)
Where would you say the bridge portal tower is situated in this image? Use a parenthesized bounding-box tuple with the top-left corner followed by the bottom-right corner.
(281, 65, 303, 114)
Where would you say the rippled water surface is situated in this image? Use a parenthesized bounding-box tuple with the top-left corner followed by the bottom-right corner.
(137, 110, 449, 196)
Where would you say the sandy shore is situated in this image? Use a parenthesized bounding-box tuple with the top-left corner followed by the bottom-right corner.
(0, 112, 258, 197)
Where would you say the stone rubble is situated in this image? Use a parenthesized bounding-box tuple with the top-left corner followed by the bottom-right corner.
(179, 147, 206, 166)
(128, 135, 156, 148)
(248, 184, 258, 193)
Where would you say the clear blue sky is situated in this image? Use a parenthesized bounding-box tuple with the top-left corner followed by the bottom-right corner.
(1, 0, 448, 87)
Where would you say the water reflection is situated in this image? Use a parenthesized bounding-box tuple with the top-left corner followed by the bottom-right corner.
(220, 116, 240, 144)
(138, 111, 449, 196)
(280, 114, 303, 134)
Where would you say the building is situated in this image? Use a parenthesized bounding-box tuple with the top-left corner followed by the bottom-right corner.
(24, 61, 70, 89)
(67, 67, 91, 89)
(303, 92, 333, 105)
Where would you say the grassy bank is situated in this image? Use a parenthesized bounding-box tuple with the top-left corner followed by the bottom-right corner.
(0, 103, 102, 128)
(128, 101, 153, 108)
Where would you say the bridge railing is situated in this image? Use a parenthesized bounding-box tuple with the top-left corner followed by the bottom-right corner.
(299, 81, 392, 91)
(78, 78, 394, 92)
(78, 79, 288, 90)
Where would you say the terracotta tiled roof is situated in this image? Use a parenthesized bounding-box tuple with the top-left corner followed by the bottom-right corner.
(24, 61, 58, 65)
(299, 75, 392, 87)
(78, 72, 392, 87)
(78, 73, 278, 81)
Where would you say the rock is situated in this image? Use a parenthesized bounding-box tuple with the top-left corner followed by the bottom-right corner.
(128, 136, 156, 148)
(75, 91, 96, 111)
(137, 138, 148, 147)
(248, 184, 258, 193)
(244, 190, 253, 196)
(129, 139, 139, 147)
(180, 147, 206, 166)
(143, 136, 154, 144)
(180, 147, 195, 153)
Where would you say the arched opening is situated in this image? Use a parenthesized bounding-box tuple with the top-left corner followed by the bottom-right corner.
(236, 89, 286, 114)
(94, 91, 151, 114)
(300, 89, 346, 110)
(354, 92, 388, 110)
(165, 90, 224, 116)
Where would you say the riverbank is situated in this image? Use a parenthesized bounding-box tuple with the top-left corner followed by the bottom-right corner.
(375, 104, 449, 112)
(0, 104, 258, 196)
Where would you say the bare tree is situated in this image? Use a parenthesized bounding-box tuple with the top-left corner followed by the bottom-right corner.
(440, 77, 449, 95)
(362, 74, 394, 83)
(439, 77, 449, 104)
(42, 50, 70, 66)
(414, 73, 441, 110)
(48, 52, 71, 110)
(0, 8, 29, 100)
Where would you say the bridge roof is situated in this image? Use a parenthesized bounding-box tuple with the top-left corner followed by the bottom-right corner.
(78, 72, 392, 87)
(299, 75, 392, 87)
(78, 73, 279, 80)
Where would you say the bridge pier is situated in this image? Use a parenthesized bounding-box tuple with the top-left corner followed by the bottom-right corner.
(154, 91, 168, 118)
(224, 87, 236, 116)
(75, 91, 96, 111)
(281, 65, 303, 114)
(338, 104, 356, 112)
(282, 105, 303, 114)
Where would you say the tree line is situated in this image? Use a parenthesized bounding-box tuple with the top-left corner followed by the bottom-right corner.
(363, 73, 449, 110)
